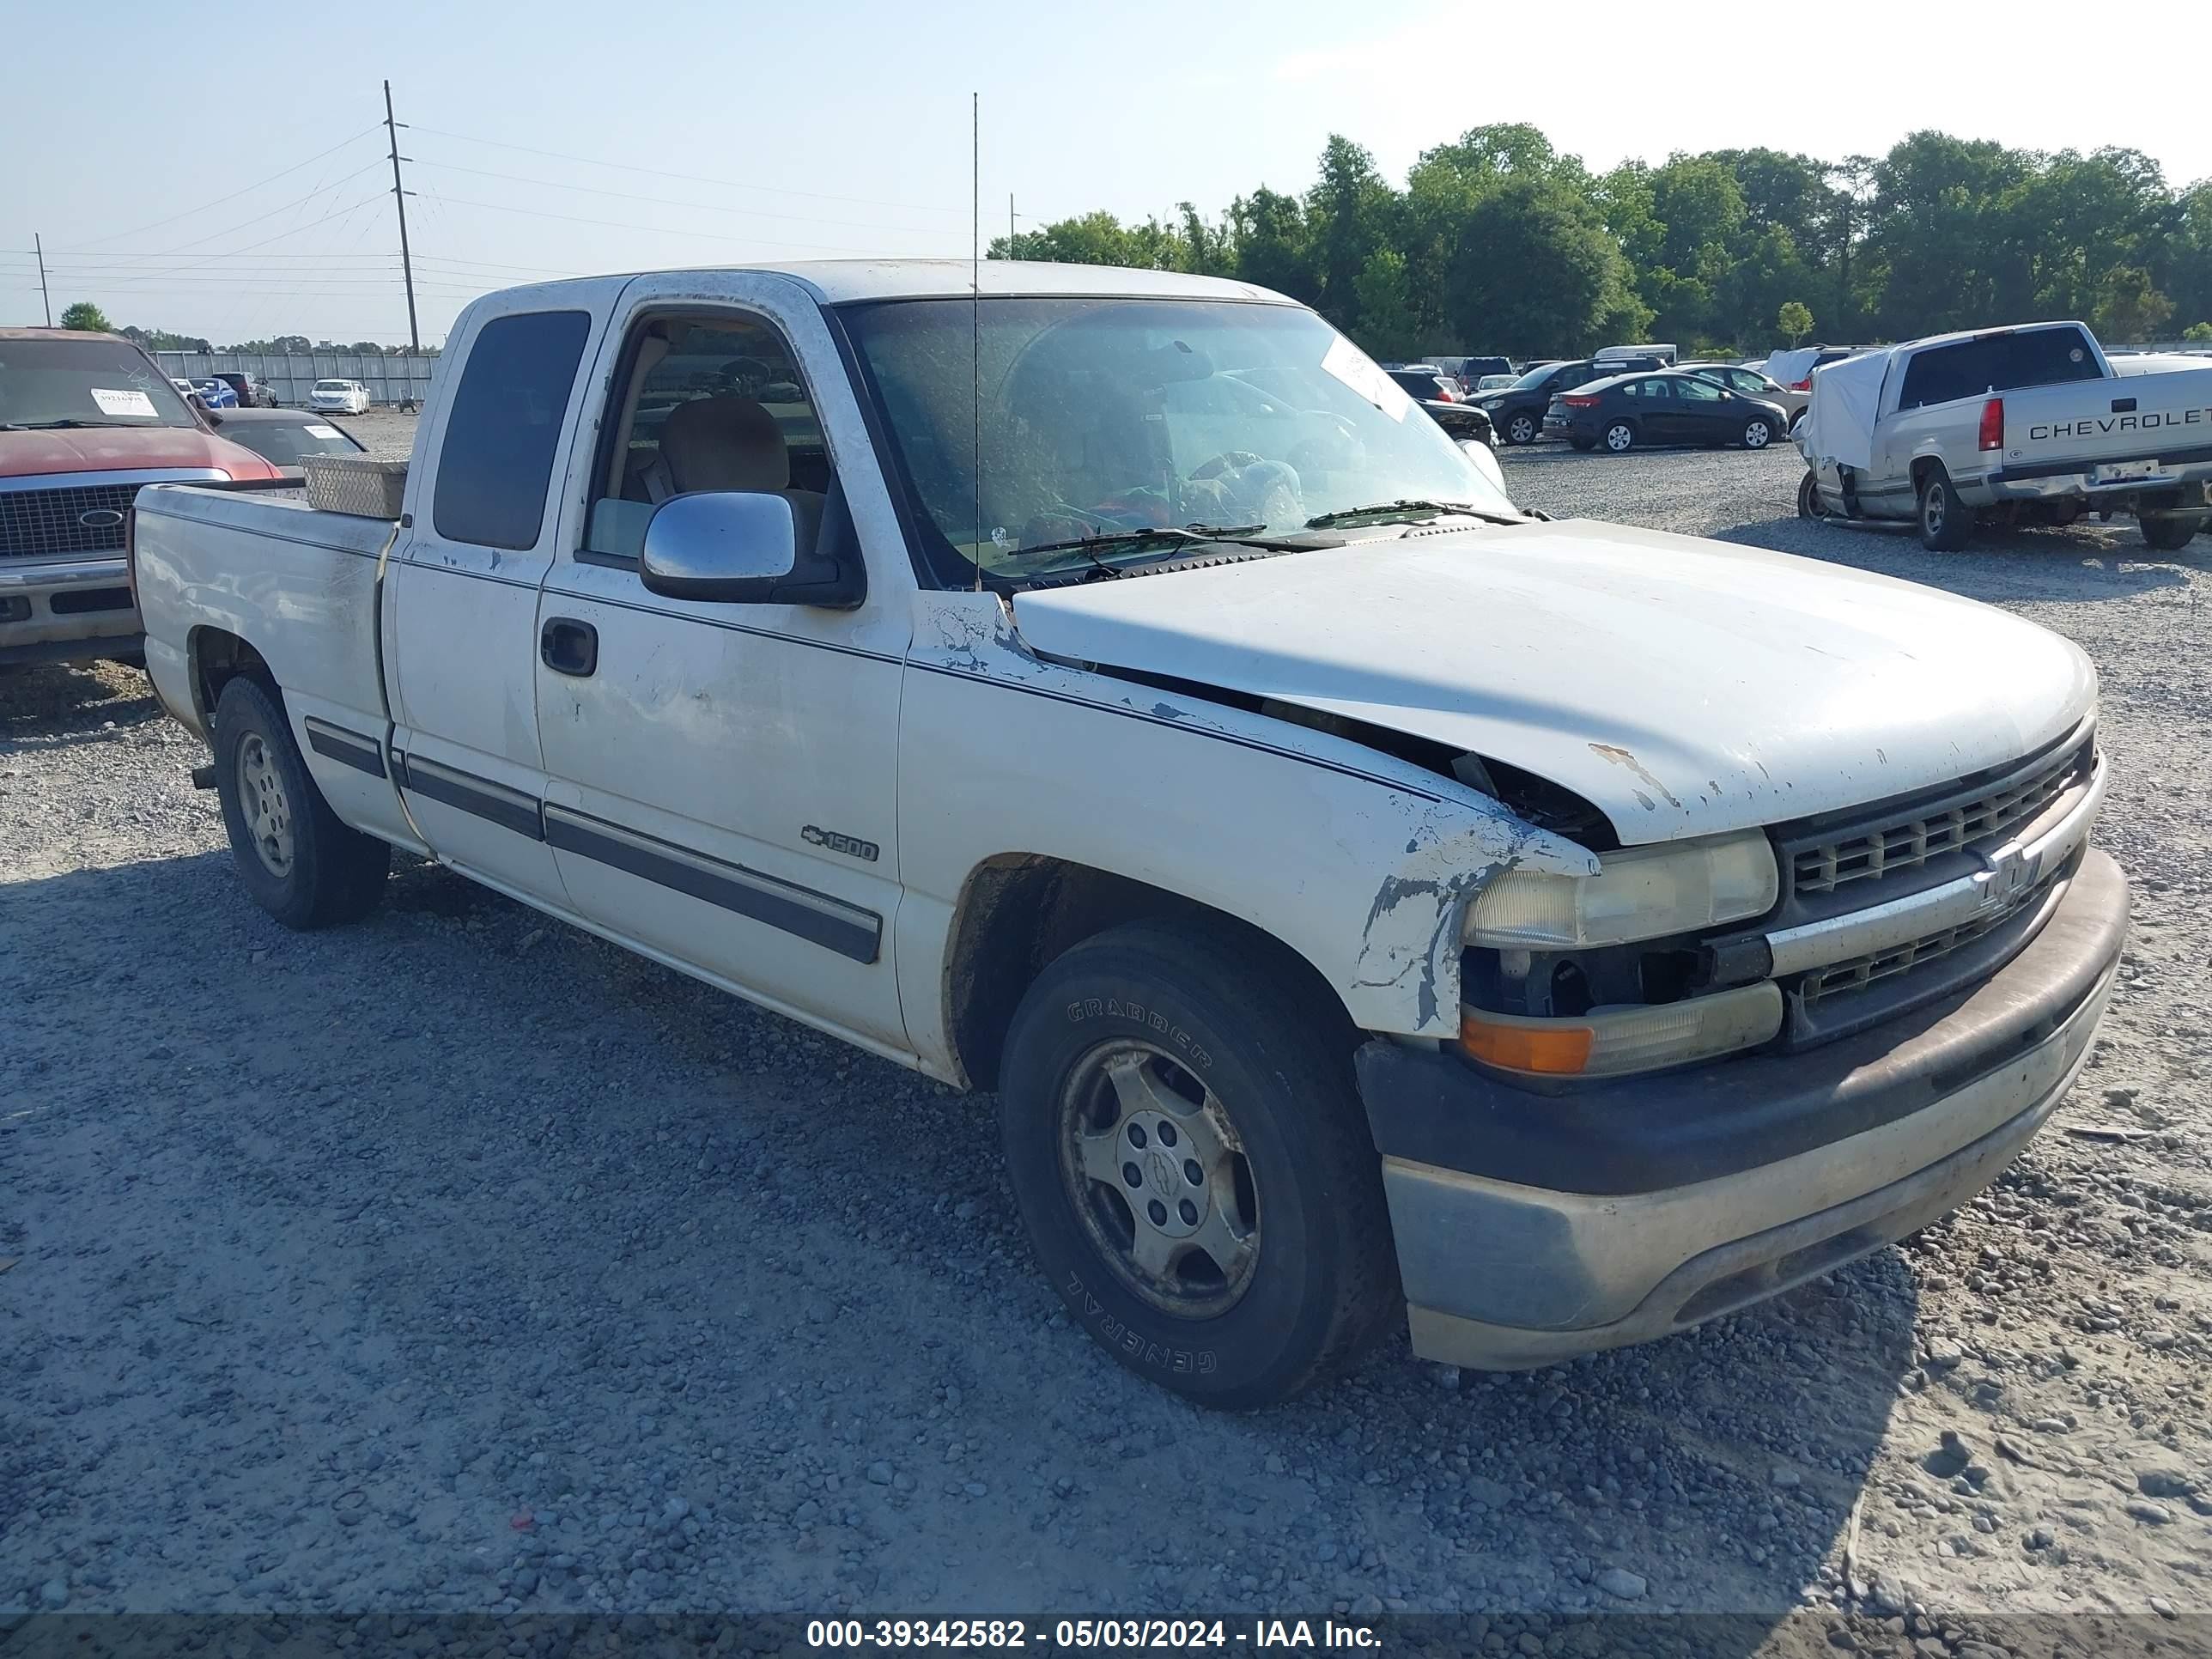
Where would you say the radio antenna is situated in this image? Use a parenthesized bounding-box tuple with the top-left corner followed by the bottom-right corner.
(971, 90, 983, 592)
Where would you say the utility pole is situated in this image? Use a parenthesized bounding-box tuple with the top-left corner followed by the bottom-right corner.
(383, 79, 421, 352)
(33, 232, 51, 326)
(1009, 194, 1016, 256)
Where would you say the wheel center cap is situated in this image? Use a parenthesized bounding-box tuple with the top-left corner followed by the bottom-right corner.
(1145, 1146, 1179, 1198)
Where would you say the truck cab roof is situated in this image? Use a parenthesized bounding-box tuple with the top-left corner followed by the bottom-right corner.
(488, 258, 1297, 309)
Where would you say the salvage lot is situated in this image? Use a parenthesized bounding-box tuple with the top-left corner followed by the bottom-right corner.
(3, 422, 2209, 1641)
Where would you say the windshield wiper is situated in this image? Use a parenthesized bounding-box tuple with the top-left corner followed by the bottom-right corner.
(1304, 499, 1524, 530)
(1004, 523, 1300, 573)
(15, 419, 149, 430)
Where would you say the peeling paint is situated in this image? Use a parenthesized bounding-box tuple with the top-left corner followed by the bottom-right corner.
(1589, 742, 1684, 811)
(1351, 805, 1584, 1032)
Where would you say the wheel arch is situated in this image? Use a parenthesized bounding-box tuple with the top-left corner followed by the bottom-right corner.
(187, 625, 278, 732)
(940, 854, 1352, 1092)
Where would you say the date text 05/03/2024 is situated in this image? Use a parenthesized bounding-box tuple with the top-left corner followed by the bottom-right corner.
(805, 1619, 1382, 1650)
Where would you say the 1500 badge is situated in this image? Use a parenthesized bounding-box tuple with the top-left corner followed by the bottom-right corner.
(802, 825, 880, 862)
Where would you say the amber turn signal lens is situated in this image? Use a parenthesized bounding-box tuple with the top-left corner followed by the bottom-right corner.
(1459, 1012, 1594, 1075)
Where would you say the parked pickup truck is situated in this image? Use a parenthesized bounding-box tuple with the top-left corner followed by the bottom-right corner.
(1795, 319, 2212, 550)
(131, 262, 2129, 1407)
(2, 329, 285, 668)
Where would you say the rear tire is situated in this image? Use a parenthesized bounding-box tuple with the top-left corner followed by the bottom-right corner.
(1603, 421, 1636, 454)
(997, 921, 1400, 1408)
(1503, 410, 1539, 446)
(213, 677, 390, 929)
(1917, 467, 1972, 551)
(2140, 513, 2199, 551)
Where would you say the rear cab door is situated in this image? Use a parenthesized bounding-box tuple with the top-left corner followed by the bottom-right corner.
(387, 282, 627, 905)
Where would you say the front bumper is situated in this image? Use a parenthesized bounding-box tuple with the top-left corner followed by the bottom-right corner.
(1355, 847, 2129, 1369)
(0, 558, 140, 665)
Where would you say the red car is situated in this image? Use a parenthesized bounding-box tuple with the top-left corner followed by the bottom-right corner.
(2, 329, 286, 670)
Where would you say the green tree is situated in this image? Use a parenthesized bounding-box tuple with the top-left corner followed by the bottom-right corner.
(118, 324, 212, 351)
(2090, 265, 2173, 342)
(1778, 301, 1814, 345)
(1447, 176, 1648, 357)
(1863, 131, 2026, 337)
(1228, 186, 1319, 304)
(2182, 321, 2212, 343)
(1352, 250, 1422, 362)
(1304, 135, 1399, 333)
(58, 301, 111, 331)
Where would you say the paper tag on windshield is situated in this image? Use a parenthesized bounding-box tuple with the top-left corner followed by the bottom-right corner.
(1320, 338, 1413, 422)
(305, 424, 342, 439)
(90, 387, 159, 419)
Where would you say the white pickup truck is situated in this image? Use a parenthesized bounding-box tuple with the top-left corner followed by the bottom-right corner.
(1795, 319, 2212, 550)
(130, 261, 2129, 1407)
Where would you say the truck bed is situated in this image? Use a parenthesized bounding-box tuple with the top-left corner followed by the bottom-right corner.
(132, 484, 422, 852)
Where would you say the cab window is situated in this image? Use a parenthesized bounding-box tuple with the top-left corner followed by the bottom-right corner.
(581, 313, 831, 563)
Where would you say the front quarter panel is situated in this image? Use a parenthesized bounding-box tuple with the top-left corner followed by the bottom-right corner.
(893, 592, 1596, 1071)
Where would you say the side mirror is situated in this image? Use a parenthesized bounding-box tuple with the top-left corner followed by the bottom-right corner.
(639, 488, 864, 608)
(1457, 437, 1510, 498)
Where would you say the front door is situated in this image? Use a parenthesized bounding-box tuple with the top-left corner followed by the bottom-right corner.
(1669, 372, 1731, 441)
(387, 289, 623, 903)
(530, 277, 913, 1053)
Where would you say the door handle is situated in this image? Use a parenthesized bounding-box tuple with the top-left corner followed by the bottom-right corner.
(540, 617, 599, 678)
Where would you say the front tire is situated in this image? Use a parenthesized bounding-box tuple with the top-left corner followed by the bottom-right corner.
(997, 922, 1400, 1408)
(1603, 420, 1636, 454)
(1796, 470, 1820, 519)
(213, 677, 390, 929)
(2141, 513, 2200, 551)
(1917, 467, 1972, 550)
(1570, 434, 1595, 452)
(1741, 416, 1774, 450)
(1503, 411, 1539, 446)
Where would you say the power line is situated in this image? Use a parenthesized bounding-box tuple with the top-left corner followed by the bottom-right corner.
(424, 192, 953, 258)
(409, 158, 962, 238)
(56, 125, 383, 252)
(410, 123, 969, 216)
(43, 162, 387, 258)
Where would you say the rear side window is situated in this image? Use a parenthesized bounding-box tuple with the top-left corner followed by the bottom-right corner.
(433, 309, 592, 550)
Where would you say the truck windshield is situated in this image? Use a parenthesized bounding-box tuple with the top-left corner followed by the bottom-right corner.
(0, 337, 201, 430)
(840, 296, 1515, 587)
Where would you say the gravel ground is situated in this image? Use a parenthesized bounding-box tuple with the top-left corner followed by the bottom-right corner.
(3, 426, 2209, 1648)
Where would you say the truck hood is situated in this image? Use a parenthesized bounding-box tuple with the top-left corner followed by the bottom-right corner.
(1008, 520, 2096, 844)
(0, 426, 280, 480)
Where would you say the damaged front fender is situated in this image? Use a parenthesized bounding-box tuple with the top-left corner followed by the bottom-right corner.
(1352, 801, 1597, 1034)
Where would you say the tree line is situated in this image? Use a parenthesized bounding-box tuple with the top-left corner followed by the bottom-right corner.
(991, 125, 2212, 361)
(53, 303, 430, 355)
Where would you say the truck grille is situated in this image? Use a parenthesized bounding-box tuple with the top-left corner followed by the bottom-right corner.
(0, 483, 143, 558)
(1798, 869, 2057, 1006)
(1790, 737, 2090, 896)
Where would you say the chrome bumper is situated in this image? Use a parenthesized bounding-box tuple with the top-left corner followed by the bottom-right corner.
(0, 557, 140, 665)
(1361, 848, 2128, 1370)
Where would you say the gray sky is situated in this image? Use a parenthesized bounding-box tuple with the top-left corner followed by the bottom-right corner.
(8, 0, 2206, 346)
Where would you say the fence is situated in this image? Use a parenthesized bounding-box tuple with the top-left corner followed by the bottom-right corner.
(153, 350, 439, 409)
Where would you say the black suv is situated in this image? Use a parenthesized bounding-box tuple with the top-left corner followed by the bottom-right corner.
(1472, 357, 1662, 446)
